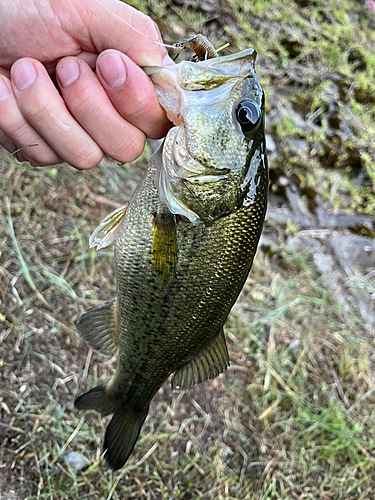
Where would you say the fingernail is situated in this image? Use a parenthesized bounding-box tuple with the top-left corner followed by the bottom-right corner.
(57, 58, 80, 88)
(12, 60, 37, 91)
(163, 55, 175, 66)
(98, 51, 126, 88)
(0, 76, 10, 101)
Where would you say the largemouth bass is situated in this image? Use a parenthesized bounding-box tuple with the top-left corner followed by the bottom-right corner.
(75, 44, 268, 470)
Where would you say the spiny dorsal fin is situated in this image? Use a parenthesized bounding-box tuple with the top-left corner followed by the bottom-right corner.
(151, 211, 178, 282)
(90, 203, 127, 250)
(76, 298, 118, 356)
(171, 328, 229, 392)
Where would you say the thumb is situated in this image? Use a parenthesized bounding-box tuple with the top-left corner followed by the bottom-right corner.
(73, 0, 170, 67)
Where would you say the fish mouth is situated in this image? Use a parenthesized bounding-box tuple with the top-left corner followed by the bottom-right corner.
(183, 174, 229, 184)
(171, 123, 228, 178)
(156, 126, 234, 225)
(151, 47, 263, 223)
(156, 133, 201, 223)
(156, 125, 229, 223)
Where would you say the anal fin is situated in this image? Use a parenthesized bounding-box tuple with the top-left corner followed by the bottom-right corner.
(76, 298, 118, 356)
(171, 328, 229, 392)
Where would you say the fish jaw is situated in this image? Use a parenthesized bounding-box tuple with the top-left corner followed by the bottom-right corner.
(145, 49, 258, 124)
(146, 49, 267, 225)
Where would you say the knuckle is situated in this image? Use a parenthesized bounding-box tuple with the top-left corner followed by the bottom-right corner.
(22, 99, 51, 126)
(123, 92, 158, 125)
(23, 145, 61, 166)
(116, 136, 145, 163)
(70, 90, 98, 117)
(141, 16, 162, 43)
(70, 146, 103, 170)
(5, 119, 30, 139)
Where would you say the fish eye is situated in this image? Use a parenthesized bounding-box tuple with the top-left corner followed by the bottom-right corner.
(235, 100, 260, 134)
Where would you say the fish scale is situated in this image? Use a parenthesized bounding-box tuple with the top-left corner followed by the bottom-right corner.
(74, 43, 268, 470)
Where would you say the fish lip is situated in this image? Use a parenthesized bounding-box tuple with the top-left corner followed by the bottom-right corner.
(142, 48, 257, 76)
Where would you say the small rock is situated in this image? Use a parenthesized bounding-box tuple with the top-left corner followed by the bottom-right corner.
(64, 452, 90, 473)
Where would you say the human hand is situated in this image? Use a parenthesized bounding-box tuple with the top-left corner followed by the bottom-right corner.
(0, 0, 173, 169)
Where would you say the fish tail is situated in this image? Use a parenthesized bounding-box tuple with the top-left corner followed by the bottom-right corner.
(74, 382, 118, 417)
(104, 406, 149, 470)
(75, 384, 149, 469)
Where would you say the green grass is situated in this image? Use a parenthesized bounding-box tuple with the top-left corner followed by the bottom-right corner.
(1, 0, 375, 498)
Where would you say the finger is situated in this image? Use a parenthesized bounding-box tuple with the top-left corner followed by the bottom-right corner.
(0, 67, 10, 78)
(76, 51, 98, 70)
(70, 0, 173, 66)
(96, 50, 171, 139)
(16, 151, 28, 163)
(0, 74, 61, 165)
(10, 58, 103, 170)
(0, 128, 16, 154)
(56, 56, 146, 162)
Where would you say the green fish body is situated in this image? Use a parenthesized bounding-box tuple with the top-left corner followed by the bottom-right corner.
(75, 48, 268, 469)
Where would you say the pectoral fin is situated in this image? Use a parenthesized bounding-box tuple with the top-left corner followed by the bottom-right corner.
(89, 203, 127, 250)
(171, 329, 229, 392)
(151, 212, 178, 282)
(76, 298, 118, 356)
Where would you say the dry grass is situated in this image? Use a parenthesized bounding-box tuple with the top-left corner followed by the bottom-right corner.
(1, 0, 375, 498)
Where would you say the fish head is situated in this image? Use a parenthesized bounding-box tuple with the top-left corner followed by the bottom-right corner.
(146, 49, 267, 225)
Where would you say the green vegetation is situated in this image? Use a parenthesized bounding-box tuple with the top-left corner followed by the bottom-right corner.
(1, 0, 374, 498)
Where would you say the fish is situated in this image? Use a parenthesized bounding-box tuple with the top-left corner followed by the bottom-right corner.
(74, 41, 268, 470)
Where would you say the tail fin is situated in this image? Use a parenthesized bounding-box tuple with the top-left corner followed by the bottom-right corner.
(75, 384, 149, 469)
(74, 382, 118, 417)
(104, 407, 149, 470)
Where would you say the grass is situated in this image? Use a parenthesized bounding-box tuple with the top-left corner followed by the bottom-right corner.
(1, 149, 374, 498)
(1, 0, 375, 498)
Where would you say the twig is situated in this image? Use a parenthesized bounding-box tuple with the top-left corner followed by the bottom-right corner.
(133, 442, 158, 468)
(82, 187, 121, 209)
(82, 348, 93, 383)
(38, 310, 76, 335)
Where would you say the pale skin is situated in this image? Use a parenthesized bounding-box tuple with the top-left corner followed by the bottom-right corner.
(0, 0, 173, 169)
